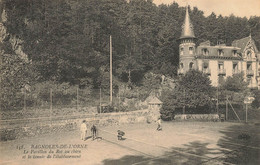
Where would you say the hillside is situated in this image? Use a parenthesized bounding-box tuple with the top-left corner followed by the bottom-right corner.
(1, 0, 260, 111)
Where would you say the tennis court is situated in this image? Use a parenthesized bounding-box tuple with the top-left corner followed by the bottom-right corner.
(0, 121, 259, 165)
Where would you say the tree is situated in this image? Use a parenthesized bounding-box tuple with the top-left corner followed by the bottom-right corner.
(252, 89, 260, 109)
(220, 73, 248, 92)
(0, 53, 35, 110)
(161, 70, 214, 117)
(160, 88, 175, 121)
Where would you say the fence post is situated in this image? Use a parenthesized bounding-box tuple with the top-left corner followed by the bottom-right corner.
(216, 86, 219, 114)
(118, 88, 120, 112)
(76, 87, 79, 110)
(226, 96, 228, 121)
(99, 88, 101, 113)
(50, 88, 52, 125)
(246, 104, 248, 123)
(24, 90, 26, 110)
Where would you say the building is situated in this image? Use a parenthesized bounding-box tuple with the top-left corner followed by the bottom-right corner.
(178, 7, 260, 89)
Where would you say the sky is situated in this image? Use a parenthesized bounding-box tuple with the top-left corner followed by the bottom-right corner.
(153, 0, 260, 18)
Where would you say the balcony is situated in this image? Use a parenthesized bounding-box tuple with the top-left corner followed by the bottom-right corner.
(232, 69, 240, 74)
(178, 69, 184, 75)
(247, 70, 254, 76)
(202, 68, 211, 75)
(218, 69, 226, 75)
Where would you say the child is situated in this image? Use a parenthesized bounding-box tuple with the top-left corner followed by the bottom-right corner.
(117, 130, 125, 140)
(157, 117, 162, 131)
(91, 124, 97, 140)
(80, 120, 87, 141)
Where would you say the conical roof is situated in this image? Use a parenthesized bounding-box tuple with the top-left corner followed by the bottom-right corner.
(180, 7, 195, 39)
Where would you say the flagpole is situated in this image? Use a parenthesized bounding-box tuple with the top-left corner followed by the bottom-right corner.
(110, 35, 113, 105)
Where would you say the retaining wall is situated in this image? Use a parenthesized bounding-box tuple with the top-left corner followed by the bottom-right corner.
(0, 109, 159, 141)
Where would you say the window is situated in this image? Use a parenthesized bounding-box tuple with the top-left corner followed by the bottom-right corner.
(202, 62, 210, 74)
(202, 48, 209, 55)
(218, 62, 224, 70)
(203, 62, 209, 69)
(189, 47, 193, 54)
(233, 62, 238, 73)
(247, 51, 252, 58)
(180, 63, 183, 69)
(233, 63, 238, 70)
(247, 62, 252, 70)
(218, 75, 225, 84)
(233, 50, 237, 56)
(247, 77, 252, 85)
(189, 62, 194, 69)
(180, 47, 184, 55)
(218, 49, 224, 56)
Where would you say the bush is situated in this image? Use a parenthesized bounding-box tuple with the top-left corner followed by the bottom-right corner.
(160, 104, 175, 121)
(252, 90, 260, 109)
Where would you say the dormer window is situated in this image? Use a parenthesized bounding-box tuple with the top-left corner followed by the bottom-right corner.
(232, 50, 237, 56)
(218, 49, 224, 56)
(202, 48, 209, 55)
(189, 47, 193, 55)
(180, 47, 184, 55)
(247, 50, 252, 58)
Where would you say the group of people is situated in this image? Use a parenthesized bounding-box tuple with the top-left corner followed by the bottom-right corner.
(80, 117, 162, 141)
(80, 120, 97, 141)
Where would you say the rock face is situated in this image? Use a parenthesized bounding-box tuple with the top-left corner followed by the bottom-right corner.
(1, 9, 28, 61)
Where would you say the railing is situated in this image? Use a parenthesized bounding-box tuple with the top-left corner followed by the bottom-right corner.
(247, 70, 254, 76)
(232, 69, 240, 74)
(218, 69, 226, 75)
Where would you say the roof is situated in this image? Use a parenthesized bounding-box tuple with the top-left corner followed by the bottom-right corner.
(232, 36, 251, 53)
(199, 40, 211, 46)
(180, 7, 195, 39)
(146, 96, 163, 104)
(196, 45, 241, 58)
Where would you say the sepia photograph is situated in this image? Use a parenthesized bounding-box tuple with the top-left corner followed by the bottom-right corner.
(0, 0, 260, 164)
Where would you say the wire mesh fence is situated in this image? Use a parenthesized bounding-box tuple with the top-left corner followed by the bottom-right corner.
(0, 86, 149, 120)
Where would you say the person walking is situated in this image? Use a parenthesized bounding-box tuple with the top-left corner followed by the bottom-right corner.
(80, 120, 87, 141)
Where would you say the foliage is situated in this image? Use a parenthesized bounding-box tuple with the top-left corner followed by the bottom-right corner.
(160, 70, 214, 117)
(160, 88, 175, 121)
(0, 52, 35, 110)
(251, 89, 260, 109)
(218, 73, 249, 105)
(220, 73, 248, 92)
(2, 0, 260, 111)
(3, 0, 260, 87)
(178, 70, 214, 109)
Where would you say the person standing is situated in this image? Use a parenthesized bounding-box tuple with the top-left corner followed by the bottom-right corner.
(157, 117, 162, 131)
(80, 120, 87, 141)
(91, 124, 97, 140)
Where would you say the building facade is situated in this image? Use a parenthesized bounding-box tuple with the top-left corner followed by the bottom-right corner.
(178, 8, 260, 89)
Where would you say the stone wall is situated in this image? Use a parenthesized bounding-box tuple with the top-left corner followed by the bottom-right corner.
(0, 109, 159, 141)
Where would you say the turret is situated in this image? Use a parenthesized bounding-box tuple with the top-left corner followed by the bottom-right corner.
(178, 7, 196, 75)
